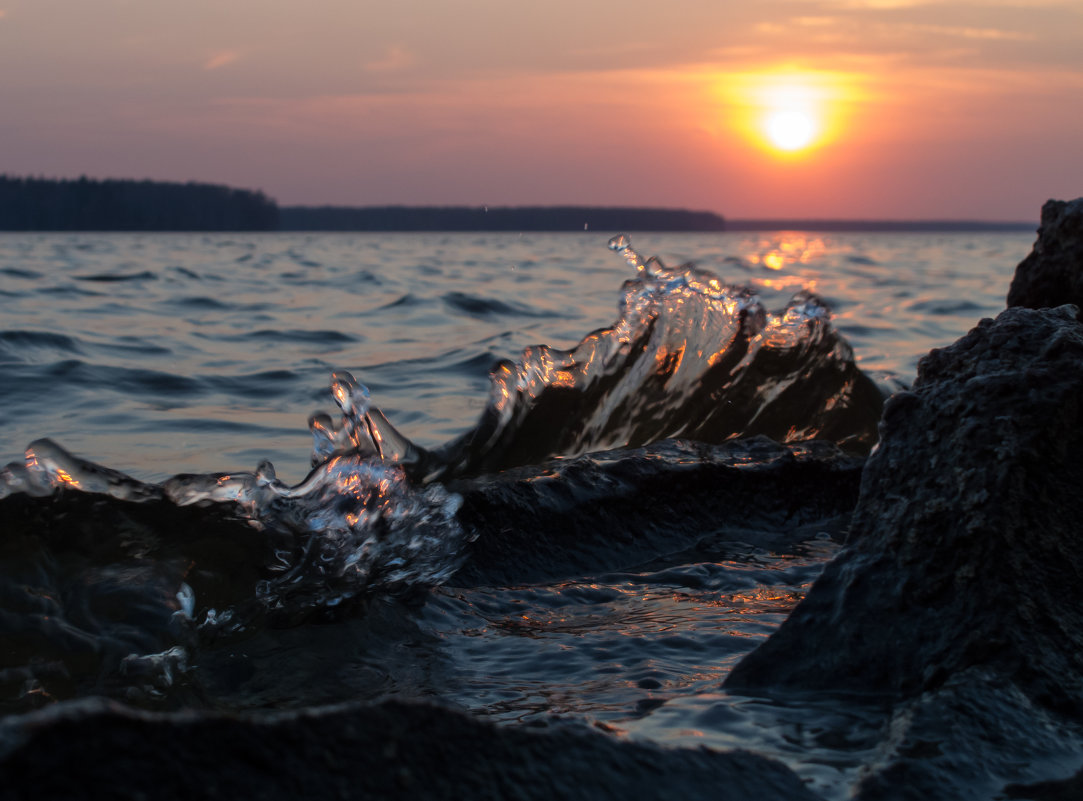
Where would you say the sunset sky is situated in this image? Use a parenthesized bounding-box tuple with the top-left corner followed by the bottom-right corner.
(0, 0, 1080, 220)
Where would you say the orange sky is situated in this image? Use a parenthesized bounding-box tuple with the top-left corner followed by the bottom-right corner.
(0, 0, 1080, 220)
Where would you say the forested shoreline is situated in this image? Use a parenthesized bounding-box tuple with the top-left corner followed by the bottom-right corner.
(279, 205, 726, 231)
(0, 176, 725, 232)
(0, 176, 279, 231)
(0, 176, 1034, 232)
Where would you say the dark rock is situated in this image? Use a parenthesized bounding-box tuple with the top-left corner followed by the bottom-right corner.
(1007, 198, 1083, 317)
(1004, 766, 1083, 800)
(450, 436, 865, 586)
(724, 304, 1083, 717)
(844, 672, 1083, 801)
(0, 697, 822, 801)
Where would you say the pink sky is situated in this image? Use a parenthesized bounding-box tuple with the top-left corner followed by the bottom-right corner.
(1, 0, 1080, 220)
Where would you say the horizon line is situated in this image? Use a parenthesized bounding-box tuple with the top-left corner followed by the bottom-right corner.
(280, 203, 1036, 229)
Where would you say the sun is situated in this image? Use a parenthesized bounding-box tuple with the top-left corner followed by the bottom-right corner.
(714, 69, 862, 157)
(764, 109, 816, 152)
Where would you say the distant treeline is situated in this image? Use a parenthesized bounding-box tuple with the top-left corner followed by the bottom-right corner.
(0, 176, 1036, 233)
(0, 176, 279, 231)
(279, 205, 727, 232)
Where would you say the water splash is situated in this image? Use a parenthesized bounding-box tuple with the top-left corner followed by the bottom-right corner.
(2, 435, 467, 623)
(1, 235, 881, 618)
(308, 371, 423, 468)
(0, 234, 883, 710)
(323, 235, 883, 480)
(1, 438, 163, 501)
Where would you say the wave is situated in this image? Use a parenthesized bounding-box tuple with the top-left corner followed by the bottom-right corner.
(0, 235, 882, 709)
(0, 435, 467, 707)
(2, 234, 882, 603)
(313, 235, 882, 481)
(0, 432, 859, 711)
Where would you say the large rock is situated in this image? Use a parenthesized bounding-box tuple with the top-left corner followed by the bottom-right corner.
(1007, 198, 1083, 316)
(0, 697, 821, 801)
(724, 304, 1083, 717)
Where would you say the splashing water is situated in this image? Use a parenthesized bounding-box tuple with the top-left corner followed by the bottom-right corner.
(0, 234, 881, 710)
(311, 235, 883, 481)
(2, 427, 467, 627)
(308, 371, 424, 469)
(0, 235, 881, 625)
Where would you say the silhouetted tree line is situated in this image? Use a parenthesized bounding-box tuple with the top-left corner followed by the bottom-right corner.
(0, 176, 279, 231)
(279, 205, 727, 232)
(0, 176, 1032, 233)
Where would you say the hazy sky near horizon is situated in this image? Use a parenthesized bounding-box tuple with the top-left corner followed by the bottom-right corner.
(1, 0, 1080, 220)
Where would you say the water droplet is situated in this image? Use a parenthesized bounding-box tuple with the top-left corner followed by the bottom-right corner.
(608, 234, 629, 251)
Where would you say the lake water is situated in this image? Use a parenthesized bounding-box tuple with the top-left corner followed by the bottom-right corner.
(0, 230, 1039, 798)
(0, 230, 1030, 481)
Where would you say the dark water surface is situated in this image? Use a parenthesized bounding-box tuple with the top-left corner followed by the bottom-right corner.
(0, 231, 1037, 798)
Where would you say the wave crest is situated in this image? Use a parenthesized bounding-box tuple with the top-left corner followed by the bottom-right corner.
(315, 236, 883, 481)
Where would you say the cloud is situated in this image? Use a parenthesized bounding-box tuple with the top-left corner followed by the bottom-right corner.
(793, 17, 841, 26)
(831, 0, 1074, 7)
(364, 45, 414, 73)
(832, 0, 935, 7)
(904, 23, 1036, 40)
(203, 51, 241, 71)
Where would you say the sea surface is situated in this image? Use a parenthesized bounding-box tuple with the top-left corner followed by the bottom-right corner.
(0, 230, 1037, 797)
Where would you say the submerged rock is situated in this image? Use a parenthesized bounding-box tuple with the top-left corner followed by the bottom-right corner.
(0, 697, 821, 801)
(1007, 197, 1083, 317)
(725, 304, 1083, 711)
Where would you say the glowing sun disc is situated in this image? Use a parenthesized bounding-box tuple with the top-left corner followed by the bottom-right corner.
(765, 110, 815, 151)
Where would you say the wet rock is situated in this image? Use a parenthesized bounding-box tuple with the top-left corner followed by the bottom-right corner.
(450, 436, 864, 586)
(725, 304, 1083, 717)
(0, 697, 822, 801)
(1007, 197, 1083, 317)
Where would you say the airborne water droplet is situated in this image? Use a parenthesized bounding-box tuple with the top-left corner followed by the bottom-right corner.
(608, 234, 629, 252)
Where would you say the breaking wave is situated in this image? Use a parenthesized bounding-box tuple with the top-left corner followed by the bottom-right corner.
(313, 235, 882, 482)
(0, 235, 881, 708)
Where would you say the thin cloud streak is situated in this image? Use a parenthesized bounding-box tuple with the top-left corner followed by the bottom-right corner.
(364, 45, 415, 73)
(203, 51, 241, 71)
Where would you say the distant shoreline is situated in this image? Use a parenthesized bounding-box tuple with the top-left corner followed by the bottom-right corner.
(280, 206, 1036, 233)
(0, 176, 1037, 233)
(278, 205, 726, 232)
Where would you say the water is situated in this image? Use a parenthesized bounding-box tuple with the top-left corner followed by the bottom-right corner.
(0, 230, 1038, 797)
(0, 231, 1026, 480)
